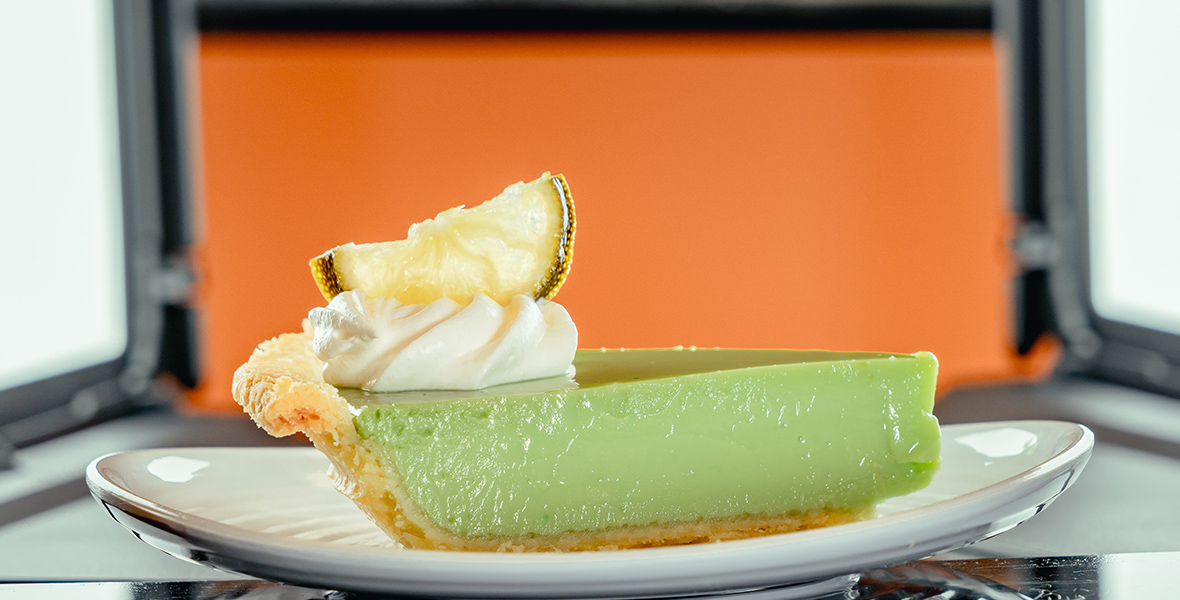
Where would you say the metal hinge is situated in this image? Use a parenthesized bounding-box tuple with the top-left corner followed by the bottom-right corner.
(1012, 221, 1058, 270)
(153, 255, 196, 305)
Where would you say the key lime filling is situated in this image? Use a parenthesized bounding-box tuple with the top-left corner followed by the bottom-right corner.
(347, 348, 940, 540)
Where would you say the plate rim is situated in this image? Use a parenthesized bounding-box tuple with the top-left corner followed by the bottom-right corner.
(86, 420, 1093, 597)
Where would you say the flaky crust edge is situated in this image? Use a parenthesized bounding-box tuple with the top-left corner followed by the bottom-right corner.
(231, 324, 347, 439)
(231, 324, 451, 549)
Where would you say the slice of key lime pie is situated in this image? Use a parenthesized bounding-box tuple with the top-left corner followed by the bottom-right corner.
(233, 173, 940, 552)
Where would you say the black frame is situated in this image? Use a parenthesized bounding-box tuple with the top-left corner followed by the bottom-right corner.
(0, 0, 198, 450)
(1011, 0, 1180, 397)
(196, 0, 992, 32)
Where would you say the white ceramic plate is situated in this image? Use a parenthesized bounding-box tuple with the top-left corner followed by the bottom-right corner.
(87, 420, 1092, 599)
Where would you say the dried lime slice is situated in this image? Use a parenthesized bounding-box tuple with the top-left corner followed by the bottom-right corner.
(311, 173, 575, 306)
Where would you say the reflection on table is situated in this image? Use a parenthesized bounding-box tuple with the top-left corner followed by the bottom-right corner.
(4, 553, 1176, 599)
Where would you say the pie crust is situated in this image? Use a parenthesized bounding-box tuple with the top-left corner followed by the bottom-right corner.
(232, 326, 861, 552)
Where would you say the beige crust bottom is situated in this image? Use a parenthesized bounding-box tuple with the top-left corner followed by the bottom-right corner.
(232, 327, 866, 552)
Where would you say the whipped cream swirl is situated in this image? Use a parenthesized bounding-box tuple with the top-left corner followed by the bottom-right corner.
(309, 290, 577, 392)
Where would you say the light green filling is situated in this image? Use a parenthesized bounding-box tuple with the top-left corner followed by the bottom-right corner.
(348, 348, 940, 540)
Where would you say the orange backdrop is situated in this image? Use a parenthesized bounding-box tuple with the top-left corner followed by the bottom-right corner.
(190, 31, 1051, 411)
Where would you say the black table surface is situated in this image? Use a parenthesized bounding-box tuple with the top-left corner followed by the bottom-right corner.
(1, 553, 1168, 599)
